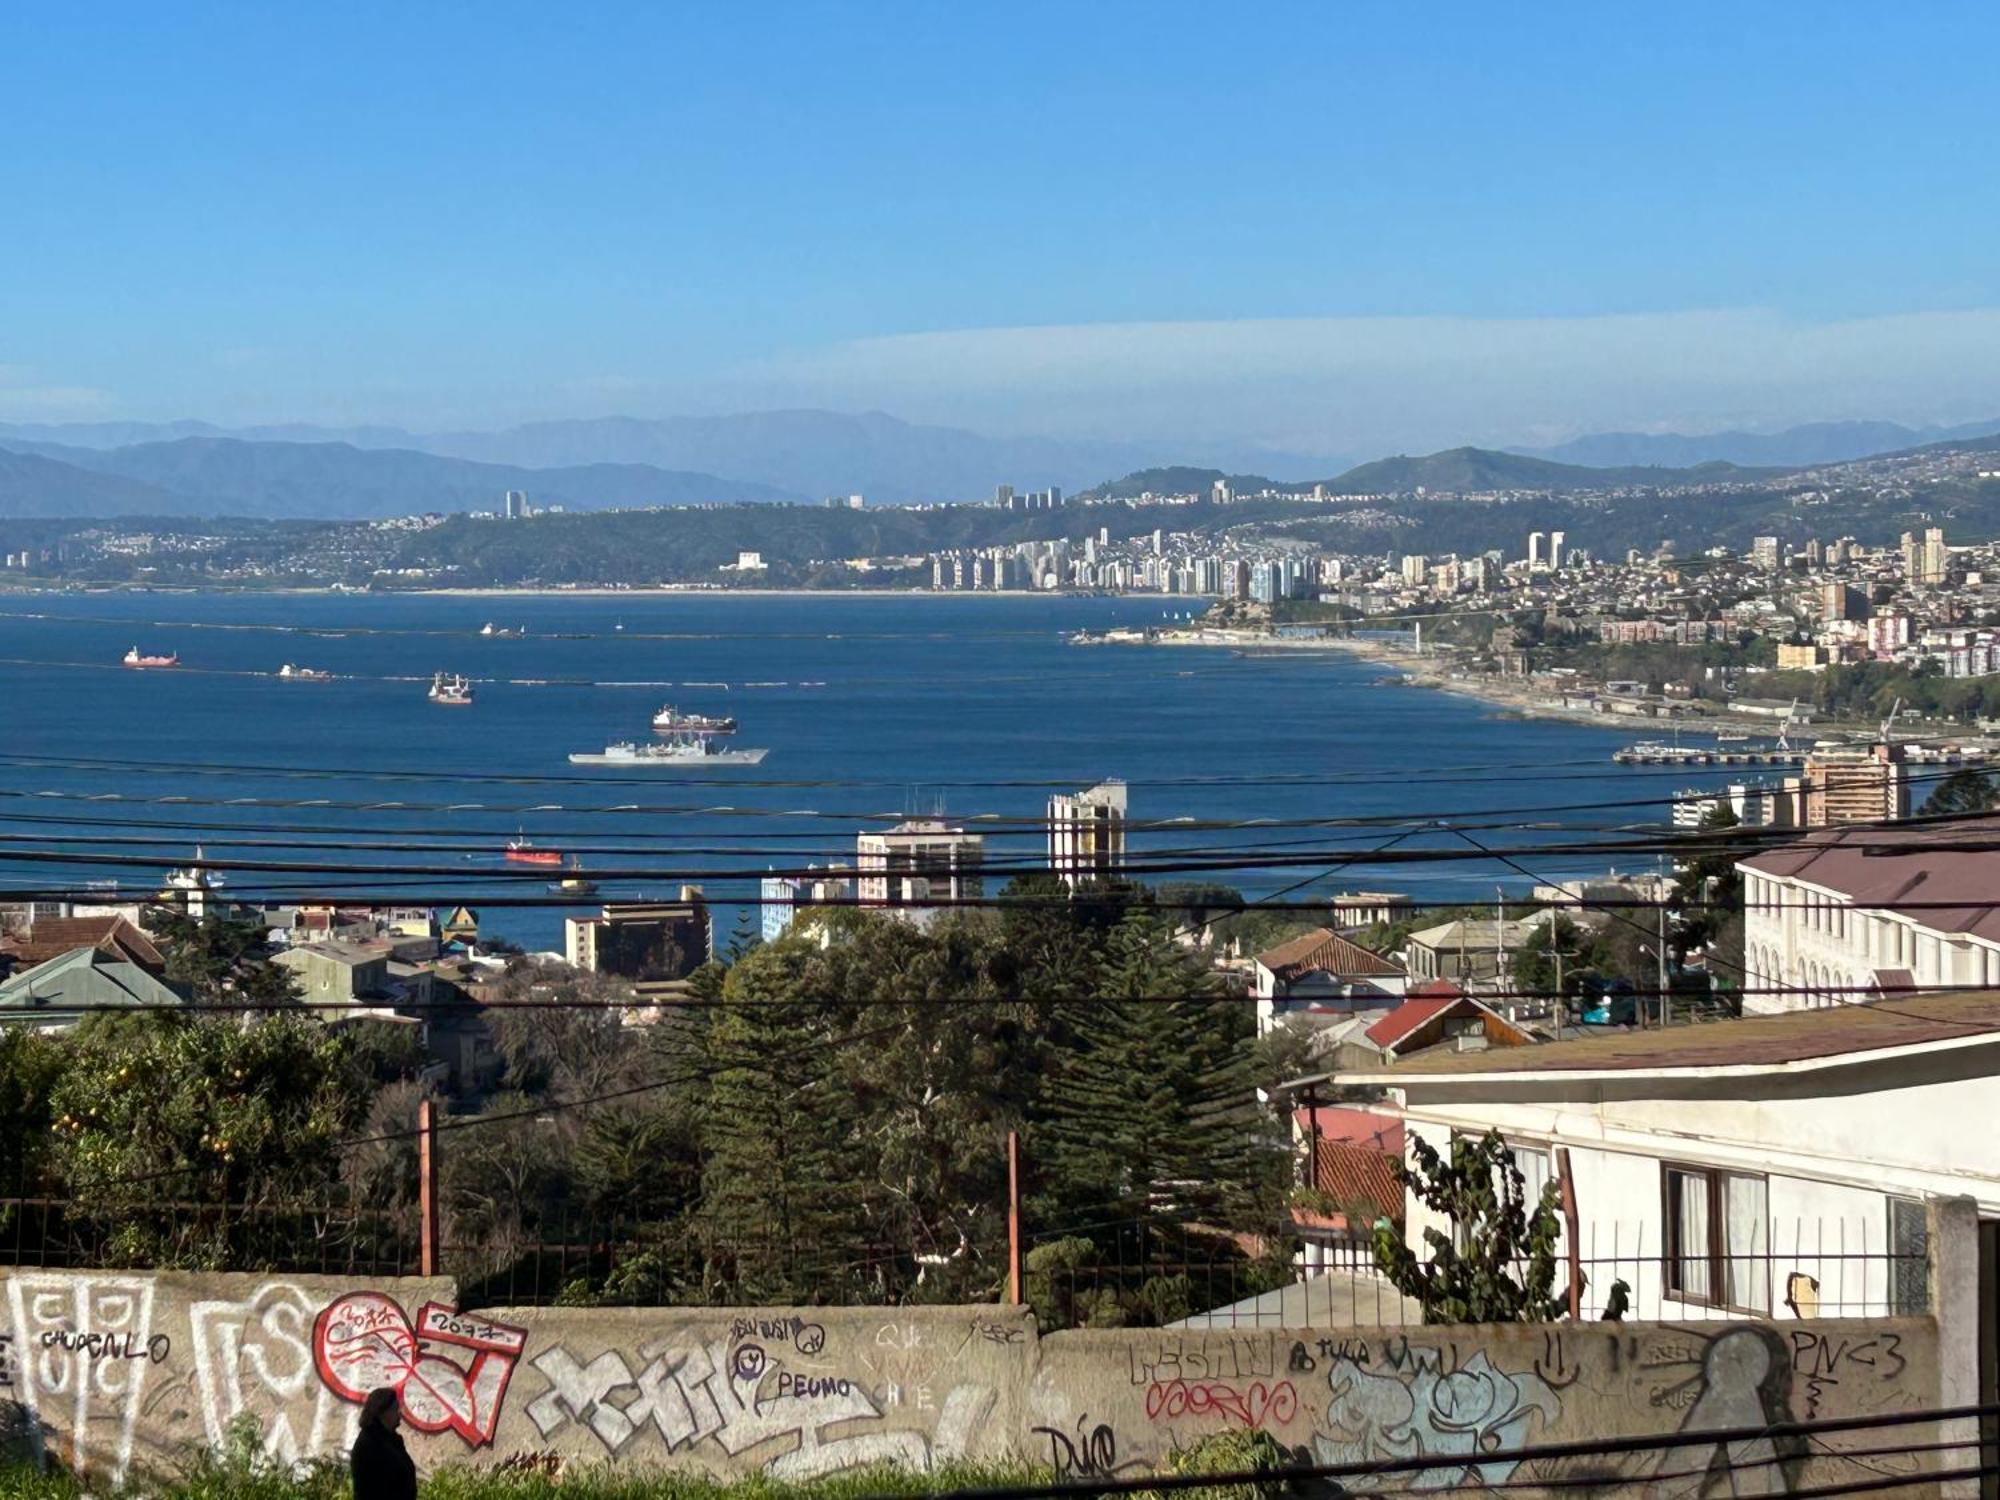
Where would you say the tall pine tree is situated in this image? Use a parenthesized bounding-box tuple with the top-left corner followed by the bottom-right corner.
(1033, 911, 1278, 1245)
(695, 938, 868, 1302)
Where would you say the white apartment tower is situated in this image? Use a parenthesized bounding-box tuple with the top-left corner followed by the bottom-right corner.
(856, 819, 985, 920)
(1048, 780, 1128, 890)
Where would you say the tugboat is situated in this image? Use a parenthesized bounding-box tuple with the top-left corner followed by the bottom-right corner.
(548, 856, 599, 896)
(122, 646, 179, 669)
(428, 672, 474, 706)
(651, 705, 737, 735)
(503, 835, 563, 868)
(277, 663, 332, 681)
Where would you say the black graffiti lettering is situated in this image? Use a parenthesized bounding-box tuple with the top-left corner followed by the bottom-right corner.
(1034, 1420, 1117, 1479)
(1288, 1341, 1316, 1373)
(36, 1329, 169, 1364)
(772, 1371, 852, 1400)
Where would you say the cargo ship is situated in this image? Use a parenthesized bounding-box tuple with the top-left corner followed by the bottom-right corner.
(428, 672, 474, 706)
(122, 647, 179, 669)
(277, 663, 331, 681)
(503, 835, 563, 867)
(570, 739, 769, 766)
(652, 705, 737, 735)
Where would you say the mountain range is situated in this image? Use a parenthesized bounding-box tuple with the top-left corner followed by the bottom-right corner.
(0, 408, 1995, 522)
(0, 437, 797, 519)
(0, 411, 1190, 507)
(1513, 417, 2000, 469)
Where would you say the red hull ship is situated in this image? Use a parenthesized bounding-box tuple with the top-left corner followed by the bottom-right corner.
(504, 837, 562, 868)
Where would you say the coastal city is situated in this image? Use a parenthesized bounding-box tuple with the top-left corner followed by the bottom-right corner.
(9, 6, 2000, 1499)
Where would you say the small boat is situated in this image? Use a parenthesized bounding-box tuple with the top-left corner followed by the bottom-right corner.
(277, 663, 331, 681)
(428, 672, 474, 706)
(504, 835, 562, 868)
(651, 704, 737, 735)
(122, 647, 179, 669)
(548, 856, 598, 896)
(479, 623, 523, 638)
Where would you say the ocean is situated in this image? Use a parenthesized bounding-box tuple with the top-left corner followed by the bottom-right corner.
(0, 590, 1705, 949)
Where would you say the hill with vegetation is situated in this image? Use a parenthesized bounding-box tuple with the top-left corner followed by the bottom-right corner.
(1321, 445, 1777, 494)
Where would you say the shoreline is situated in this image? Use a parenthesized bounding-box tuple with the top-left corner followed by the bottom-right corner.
(1092, 624, 1870, 738)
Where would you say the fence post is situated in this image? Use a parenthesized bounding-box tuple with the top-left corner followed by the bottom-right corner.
(1007, 1130, 1023, 1306)
(1556, 1147, 1583, 1318)
(418, 1098, 440, 1278)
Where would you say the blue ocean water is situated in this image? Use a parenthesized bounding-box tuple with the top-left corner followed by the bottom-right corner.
(0, 591, 1704, 949)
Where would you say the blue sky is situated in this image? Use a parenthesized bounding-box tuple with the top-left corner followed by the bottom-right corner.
(6, 1, 2000, 454)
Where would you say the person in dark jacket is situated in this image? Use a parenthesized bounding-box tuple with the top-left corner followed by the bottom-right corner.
(350, 1387, 417, 1500)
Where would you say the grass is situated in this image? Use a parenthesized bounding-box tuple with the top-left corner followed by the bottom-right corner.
(0, 1427, 1290, 1500)
(0, 1449, 1300, 1500)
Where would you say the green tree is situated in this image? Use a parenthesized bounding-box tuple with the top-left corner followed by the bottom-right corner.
(1035, 912, 1279, 1244)
(49, 1014, 372, 1267)
(1926, 768, 1999, 817)
(695, 937, 868, 1302)
(1373, 1129, 1567, 1323)
(146, 907, 300, 1007)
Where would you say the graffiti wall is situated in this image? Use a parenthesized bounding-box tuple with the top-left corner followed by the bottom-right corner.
(0, 1269, 1941, 1493)
(1030, 1323, 1942, 1494)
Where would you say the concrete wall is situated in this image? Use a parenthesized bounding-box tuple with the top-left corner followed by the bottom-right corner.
(0, 1268, 1944, 1493)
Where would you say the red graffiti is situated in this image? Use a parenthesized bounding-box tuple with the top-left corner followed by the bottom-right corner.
(1144, 1378, 1299, 1428)
(312, 1292, 528, 1448)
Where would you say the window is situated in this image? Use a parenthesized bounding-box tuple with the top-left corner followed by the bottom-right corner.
(1664, 1164, 1769, 1312)
(1888, 1198, 1930, 1316)
(1508, 1141, 1553, 1210)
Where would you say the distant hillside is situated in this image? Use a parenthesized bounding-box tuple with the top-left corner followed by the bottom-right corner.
(0, 448, 182, 517)
(0, 438, 800, 519)
(1079, 466, 1294, 500)
(1322, 446, 1775, 494)
(1515, 417, 2000, 469)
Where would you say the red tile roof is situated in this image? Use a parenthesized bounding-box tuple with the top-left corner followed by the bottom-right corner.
(1295, 1105, 1404, 1153)
(3, 916, 164, 971)
(1404, 979, 1463, 999)
(1313, 1139, 1403, 1223)
(1256, 927, 1403, 981)
(1365, 996, 1461, 1050)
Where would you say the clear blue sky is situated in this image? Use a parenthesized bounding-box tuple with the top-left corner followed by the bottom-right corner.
(7, 1, 2000, 452)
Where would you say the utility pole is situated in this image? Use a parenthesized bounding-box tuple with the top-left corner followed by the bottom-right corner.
(1006, 1130, 1023, 1306)
(418, 1098, 440, 1278)
(1656, 855, 1670, 1029)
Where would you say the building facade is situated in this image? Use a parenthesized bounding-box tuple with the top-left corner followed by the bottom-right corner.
(1047, 780, 1128, 889)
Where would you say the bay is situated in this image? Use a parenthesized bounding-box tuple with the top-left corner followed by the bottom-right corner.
(0, 591, 1700, 950)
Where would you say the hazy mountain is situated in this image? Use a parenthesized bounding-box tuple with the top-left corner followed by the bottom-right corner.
(0, 448, 184, 517)
(0, 410, 1322, 504)
(410, 410, 1186, 502)
(1514, 417, 2000, 470)
(0, 437, 800, 518)
(1322, 446, 1775, 494)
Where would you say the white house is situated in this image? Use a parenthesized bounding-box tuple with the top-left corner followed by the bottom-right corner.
(1340, 992, 2000, 1329)
(1740, 818, 2000, 1014)
(1252, 927, 1405, 1034)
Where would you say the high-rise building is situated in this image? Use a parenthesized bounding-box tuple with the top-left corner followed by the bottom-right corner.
(1548, 530, 1566, 571)
(759, 865, 853, 943)
(1212, 479, 1233, 505)
(856, 820, 984, 921)
(564, 889, 712, 981)
(1798, 744, 1908, 826)
(1901, 528, 1948, 586)
(996, 484, 1015, 509)
(503, 489, 528, 520)
(1048, 780, 1127, 890)
(1527, 532, 1546, 569)
(1751, 536, 1780, 571)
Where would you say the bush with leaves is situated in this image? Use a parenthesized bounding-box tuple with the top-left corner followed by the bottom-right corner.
(1372, 1129, 1567, 1323)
